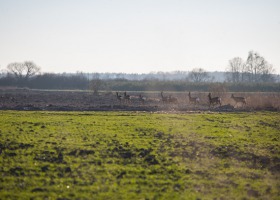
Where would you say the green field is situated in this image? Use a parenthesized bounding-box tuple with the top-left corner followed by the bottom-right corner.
(0, 111, 279, 199)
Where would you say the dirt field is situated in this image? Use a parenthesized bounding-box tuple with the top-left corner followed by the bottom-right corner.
(0, 89, 279, 111)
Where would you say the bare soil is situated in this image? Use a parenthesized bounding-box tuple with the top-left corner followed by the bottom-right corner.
(0, 89, 279, 112)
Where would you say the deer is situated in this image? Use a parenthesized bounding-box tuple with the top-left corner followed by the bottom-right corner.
(231, 94, 246, 107)
(161, 91, 178, 104)
(116, 92, 122, 103)
(208, 93, 221, 107)
(139, 94, 146, 105)
(123, 92, 131, 104)
(160, 91, 169, 103)
(168, 95, 178, 103)
(188, 92, 200, 105)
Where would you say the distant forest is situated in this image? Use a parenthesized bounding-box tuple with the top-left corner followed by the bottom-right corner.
(1, 70, 279, 92)
(1, 52, 280, 92)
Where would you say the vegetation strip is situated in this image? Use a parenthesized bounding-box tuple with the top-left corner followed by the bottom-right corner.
(0, 111, 279, 199)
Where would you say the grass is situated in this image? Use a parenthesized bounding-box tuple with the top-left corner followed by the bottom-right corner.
(0, 111, 279, 200)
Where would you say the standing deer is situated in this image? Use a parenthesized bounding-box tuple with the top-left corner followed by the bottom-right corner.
(168, 95, 178, 103)
(161, 91, 169, 103)
(188, 92, 200, 104)
(139, 94, 146, 105)
(161, 92, 178, 104)
(123, 92, 131, 104)
(208, 93, 221, 107)
(116, 92, 122, 103)
(231, 94, 246, 107)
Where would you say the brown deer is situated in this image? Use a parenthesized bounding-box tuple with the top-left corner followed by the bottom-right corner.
(231, 94, 246, 107)
(168, 95, 178, 103)
(123, 92, 131, 104)
(188, 92, 200, 104)
(208, 93, 221, 107)
(161, 92, 178, 104)
(161, 91, 169, 103)
(116, 92, 122, 103)
(139, 94, 146, 105)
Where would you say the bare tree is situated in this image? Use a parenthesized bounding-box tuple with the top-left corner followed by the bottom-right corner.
(226, 57, 245, 83)
(245, 51, 274, 82)
(89, 73, 102, 94)
(227, 51, 275, 83)
(7, 61, 40, 84)
(188, 68, 212, 82)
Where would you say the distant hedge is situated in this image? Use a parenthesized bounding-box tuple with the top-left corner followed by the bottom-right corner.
(99, 80, 280, 92)
(0, 74, 279, 92)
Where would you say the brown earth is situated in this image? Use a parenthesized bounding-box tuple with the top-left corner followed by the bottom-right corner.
(0, 89, 279, 112)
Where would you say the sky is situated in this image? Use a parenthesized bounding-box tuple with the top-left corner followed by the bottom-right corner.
(0, 0, 280, 74)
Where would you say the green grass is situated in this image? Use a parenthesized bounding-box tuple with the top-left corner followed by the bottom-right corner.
(0, 111, 279, 200)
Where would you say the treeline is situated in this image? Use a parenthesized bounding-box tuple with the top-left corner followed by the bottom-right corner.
(0, 73, 88, 90)
(0, 72, 279, 92)
(0, 55, 279, 92)
(95, 79, 280, 92)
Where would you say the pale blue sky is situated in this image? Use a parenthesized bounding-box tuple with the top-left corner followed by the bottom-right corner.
(0, 0, 280, 73)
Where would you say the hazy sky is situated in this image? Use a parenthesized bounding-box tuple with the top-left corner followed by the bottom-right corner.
(0, 0, 280, 73)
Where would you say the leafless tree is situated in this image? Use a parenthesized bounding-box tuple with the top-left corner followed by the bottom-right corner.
(7, 61, 40, 84)
(226, 57, 245, 82)
(226, 51, 275, 83)
(246, 51, 264, 82)
(188, 68, 212, 82)
(89, 73, 102, 94)
(245, 51, 275, 82)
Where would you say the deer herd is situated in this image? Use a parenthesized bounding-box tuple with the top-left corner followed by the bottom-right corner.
(115, 91, 247, 108)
